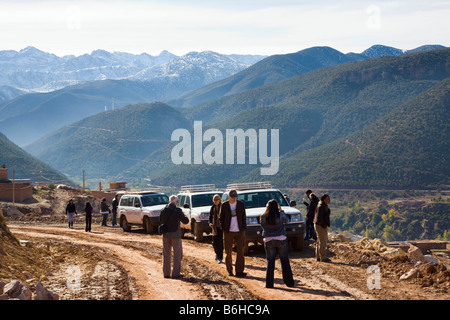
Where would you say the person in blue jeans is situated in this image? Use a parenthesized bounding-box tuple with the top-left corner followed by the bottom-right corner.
(260, 199, 295, 288)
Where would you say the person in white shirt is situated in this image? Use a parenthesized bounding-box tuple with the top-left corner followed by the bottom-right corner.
(219, 189, 247, 277)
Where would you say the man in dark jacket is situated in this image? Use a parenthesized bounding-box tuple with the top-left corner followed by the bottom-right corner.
(112, 194, 119, 227)
(313, 194, 331, 262)
(219, 189, 247, 277)
(304, 190, 318, 241)
(160, 195, 189, 279)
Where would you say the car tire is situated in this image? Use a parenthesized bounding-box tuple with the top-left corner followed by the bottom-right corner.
(193, 221, 203, 242)
(143, 216, 155, 234)
(120, 216, 131, 232)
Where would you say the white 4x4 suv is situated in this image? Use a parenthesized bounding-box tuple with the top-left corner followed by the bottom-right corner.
(223, 182, 305, 253)
(118, 191, 169, 234)
(177, 184, 223, 242)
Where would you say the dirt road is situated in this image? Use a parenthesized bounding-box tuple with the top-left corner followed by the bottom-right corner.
(8, 223, 448, 300)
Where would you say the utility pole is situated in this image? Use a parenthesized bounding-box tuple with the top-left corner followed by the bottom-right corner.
(82, 170, 85, 193)
(12, 169, 15, 205)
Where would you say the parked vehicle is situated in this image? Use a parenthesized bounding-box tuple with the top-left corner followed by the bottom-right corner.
(177, 184, 223, 241)
(223, 182, 305, 253)
(118, 191, 169, 234)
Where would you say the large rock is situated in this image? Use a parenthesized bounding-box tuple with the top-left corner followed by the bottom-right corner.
(400, 268, 419, 280)
(407, 244, 426, 264)
(1, 280, 33, 300)
(3, 280, 22, 298)
(35, 282, 59, 300)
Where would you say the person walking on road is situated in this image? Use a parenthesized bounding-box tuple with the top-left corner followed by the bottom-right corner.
(219, 189, 247, 277)
(209, 194, 224, 264)
(314, 194, 331, 262)
(260, 199, 295, 288)
(160, 195, 189, 279)
(65, 199, 77, 228)
(100, 198, 110, 227)
(84, 202, 93, 232)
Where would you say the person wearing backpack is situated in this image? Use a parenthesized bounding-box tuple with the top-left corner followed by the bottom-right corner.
(160, 195, 189, 279)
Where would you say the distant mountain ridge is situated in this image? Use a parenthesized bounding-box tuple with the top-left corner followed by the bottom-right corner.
(0, 46, 264, 93)
(168, 44, 446, 108)
(0, 51, 262, 146)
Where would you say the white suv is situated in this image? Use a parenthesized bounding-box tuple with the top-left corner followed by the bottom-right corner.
(223, 182, 305, 253)
(118, 191, 169, 234)
(177, 184, 223, 242)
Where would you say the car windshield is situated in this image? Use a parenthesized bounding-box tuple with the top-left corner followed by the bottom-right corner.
(141, 194, 169, 207)
(192, 193, 222, 207)
(236, 191, 289, 209)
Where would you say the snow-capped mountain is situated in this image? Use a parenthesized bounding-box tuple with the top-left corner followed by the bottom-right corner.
(0, 47, 262, 93)
(132, 51, 249, 85)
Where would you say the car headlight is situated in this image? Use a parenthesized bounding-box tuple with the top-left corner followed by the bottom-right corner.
(148, 210, 160, 217)
(246, 217, 259, 225)
(289, 214, 302, 222)
(200, 212, 209, 220)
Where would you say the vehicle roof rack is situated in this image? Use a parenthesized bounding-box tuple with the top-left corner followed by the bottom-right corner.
(124, 189, 161, 195)
(180, 184, 217, 193)
(226, 181, 273, 191)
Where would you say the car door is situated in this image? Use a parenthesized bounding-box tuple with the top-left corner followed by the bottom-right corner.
(133, 197, 143, 224)
(125, 196, 139, 224)
(179, 195, 191, 230)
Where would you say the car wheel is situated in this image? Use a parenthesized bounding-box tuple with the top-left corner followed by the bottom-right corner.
(120, 216, 131, 232)
(193, 221, 203, 242)
(143, 216, 155, 234)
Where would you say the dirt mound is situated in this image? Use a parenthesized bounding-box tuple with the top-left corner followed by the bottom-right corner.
(0, 207, 19, 249)
(329, 236, 450, 293)
(1, 207, 48, 282)
(1, 185, 103, 223)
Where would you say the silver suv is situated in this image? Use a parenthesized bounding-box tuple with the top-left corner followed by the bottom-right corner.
(223, 182, 305, 253)
(118, 191, 169, 234)
(177, 184, 223, 242)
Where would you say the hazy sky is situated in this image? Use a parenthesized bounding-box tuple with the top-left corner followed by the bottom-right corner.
(1, 0, 449, 56)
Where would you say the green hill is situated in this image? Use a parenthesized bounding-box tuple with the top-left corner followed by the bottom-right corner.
(0, 79, 160, 146)
(167, 46, 353, 108)
(131, 48, 450, 187)
(26, 102, 190, 179)
(0, 132, 73, 185)
(268, 77, 450, 188)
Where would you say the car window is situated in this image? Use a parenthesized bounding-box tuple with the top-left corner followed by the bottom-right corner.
(178, 195, 185, 207)
(191, 193, 222, 207)
(141, 194, 169, 206)
(223, 191, 289, 208)
(134, 197, 141, 207)
(120, 196, 132, 207)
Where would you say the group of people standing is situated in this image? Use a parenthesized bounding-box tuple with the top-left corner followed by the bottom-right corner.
(161, 188, 331, 289)
(65, 188, 331, 289)
(64, 195, 120, 232)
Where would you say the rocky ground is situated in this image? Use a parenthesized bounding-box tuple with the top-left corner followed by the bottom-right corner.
(1, 186, 449, 301)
